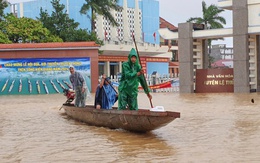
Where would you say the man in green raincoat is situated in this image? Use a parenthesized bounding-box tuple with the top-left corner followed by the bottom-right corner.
(118, 48, 152, 110)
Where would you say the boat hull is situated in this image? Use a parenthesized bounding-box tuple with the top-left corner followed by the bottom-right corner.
(63, 104, 180, 133)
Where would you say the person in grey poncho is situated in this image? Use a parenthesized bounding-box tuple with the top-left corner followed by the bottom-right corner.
(69, 65, 87, 107)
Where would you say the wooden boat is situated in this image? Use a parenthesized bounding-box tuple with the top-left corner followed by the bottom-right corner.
(62, 104, 180, 133)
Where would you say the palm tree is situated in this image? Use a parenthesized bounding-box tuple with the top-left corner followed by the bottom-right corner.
(187, 1, 226, 30)
(80, 0, 122, 31)
(187, 1, 226, 67)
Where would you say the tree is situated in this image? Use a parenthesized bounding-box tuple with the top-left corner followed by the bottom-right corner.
(80, 0, 122, 31)
(187, 1, 226, 30)
(0, 31, 11, 43)
(59, 28, 103, 44)
(38, 0, 103, 45)
(1, 14, 62, 43)
(38, 0, 80, 42)
(187, 1, 226, 67)
(0, 0, 8, 21)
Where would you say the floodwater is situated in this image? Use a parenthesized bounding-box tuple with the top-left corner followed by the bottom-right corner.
(1, 92, 260, 163)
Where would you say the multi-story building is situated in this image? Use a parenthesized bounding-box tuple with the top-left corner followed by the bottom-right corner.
(5, 0, 169, 77)
(159, 17, 179, 77)
(94, 0, 169, 77)
(6, 0, 91, 30)
(159, 0, 260, 93)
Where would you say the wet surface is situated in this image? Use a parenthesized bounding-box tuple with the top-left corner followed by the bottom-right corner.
(1, 92, 260, 162)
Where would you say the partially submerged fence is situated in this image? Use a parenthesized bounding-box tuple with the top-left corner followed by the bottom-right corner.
(99, 74, 180, 93)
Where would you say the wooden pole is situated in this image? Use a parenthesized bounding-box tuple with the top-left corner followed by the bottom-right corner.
(132, 35, 153, 108)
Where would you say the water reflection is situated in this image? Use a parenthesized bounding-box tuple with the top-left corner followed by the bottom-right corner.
(97, 129, 176, 162)
(60, 111, 177, 162)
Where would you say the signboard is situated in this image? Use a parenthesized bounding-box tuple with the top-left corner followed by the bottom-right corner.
(0, 57, 90, 95)
(196, 68, 234, 93)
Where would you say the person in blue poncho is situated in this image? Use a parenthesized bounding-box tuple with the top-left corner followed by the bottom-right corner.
(94, 74, 118, 109)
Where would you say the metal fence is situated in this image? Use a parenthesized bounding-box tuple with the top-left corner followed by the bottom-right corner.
(101, 74, 180, 93)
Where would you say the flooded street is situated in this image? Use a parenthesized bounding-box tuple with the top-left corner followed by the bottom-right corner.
(1, 92, 260, 162)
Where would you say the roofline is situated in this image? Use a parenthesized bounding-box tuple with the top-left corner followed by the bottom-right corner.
(159, 17, 178, 30)
(0, 42, 100, 51)
(0, 47, 100, 52)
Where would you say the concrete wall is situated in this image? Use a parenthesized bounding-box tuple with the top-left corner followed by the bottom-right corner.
(233, 0, 250, 92)
(248, 3, 260, 26)
(257, 36, 260, 91)
(178, 23, 194, 93)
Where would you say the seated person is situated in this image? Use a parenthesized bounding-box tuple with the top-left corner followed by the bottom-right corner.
(94, 74, 118, 109)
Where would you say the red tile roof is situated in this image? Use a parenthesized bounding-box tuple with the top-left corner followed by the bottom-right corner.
(160, 17, 178, 31)
(211, 59, 233, 68)
(0, 42, 100, 50)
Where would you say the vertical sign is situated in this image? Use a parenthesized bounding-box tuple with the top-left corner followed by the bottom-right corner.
(139, 57, 147, 74)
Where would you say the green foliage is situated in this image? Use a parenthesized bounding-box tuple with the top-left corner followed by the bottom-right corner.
(59, 29, 103, 43)
(0, 31, 11, 43)
(186, 1, 227, 68)
(0, 0, 8, 21)
(80, 0, 122, 28)
(37, 0, 102, 45)
(38, 0, 79, 41)
(86, 31, 103, 45)
(1, 14, 62, 43)
(187, 1, 226, 29)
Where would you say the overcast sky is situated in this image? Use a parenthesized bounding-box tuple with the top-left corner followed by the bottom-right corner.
(8, 0, 32, 3)
(8, 0, 233, 46)
(159, 0, 232, 27)
(159, 0, 233, 47)
(8, 0, 233, 26)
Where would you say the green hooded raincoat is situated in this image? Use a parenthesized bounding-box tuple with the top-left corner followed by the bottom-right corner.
(118, 48, 150, 110)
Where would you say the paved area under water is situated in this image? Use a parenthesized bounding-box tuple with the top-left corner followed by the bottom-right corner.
(1, 92, 260, 162)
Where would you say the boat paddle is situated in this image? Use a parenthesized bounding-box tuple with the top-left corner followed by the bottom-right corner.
(104, 77, 118, 95)
(132, 35, 154, 108)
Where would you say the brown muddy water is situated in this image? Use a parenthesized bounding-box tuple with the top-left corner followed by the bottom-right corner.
(1, 92, 260, 163)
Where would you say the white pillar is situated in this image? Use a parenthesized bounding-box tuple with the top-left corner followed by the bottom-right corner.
(119, 61, 122, 73)
(122, 0, 130, 42)
(105, 61, 110, 76)
(114, 62, 118, 74)
(134, 0, 141, 42)
(66, 0, 69, 14)
(19, 3, 23, 17)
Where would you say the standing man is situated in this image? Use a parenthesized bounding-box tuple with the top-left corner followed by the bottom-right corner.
(69, 65, 87, 107)
(118, 48, 152, 110)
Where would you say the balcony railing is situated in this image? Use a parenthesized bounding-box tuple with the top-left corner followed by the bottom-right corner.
(105, 40, 157, 47)
(160, 41, 178, 46)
